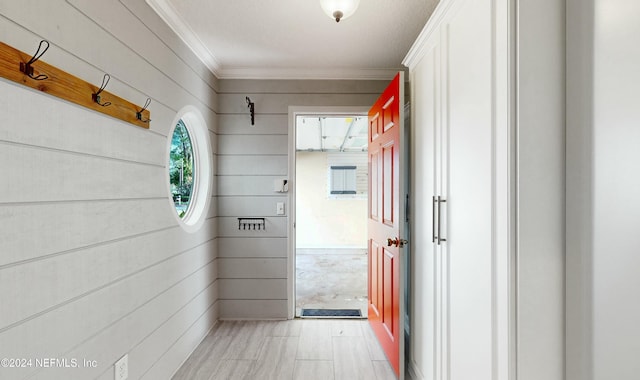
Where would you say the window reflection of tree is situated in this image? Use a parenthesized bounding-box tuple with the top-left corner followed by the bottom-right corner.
(169, 119, 194, 217)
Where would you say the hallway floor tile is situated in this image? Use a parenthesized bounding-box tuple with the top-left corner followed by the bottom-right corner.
(172, 319, 398, 380)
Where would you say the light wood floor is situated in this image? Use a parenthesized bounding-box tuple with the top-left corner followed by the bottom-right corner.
(172, 319, 398, 380)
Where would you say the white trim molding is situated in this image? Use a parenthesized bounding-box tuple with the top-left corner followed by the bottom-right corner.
(166, 105, 213, 234)
(145, 0, 223, 76)
(217, 67, 403, 81)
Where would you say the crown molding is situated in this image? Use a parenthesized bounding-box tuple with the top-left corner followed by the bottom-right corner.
(402, 0, 455, 69)
(216, 67, 403, 80)
(145, 0, 222, 76)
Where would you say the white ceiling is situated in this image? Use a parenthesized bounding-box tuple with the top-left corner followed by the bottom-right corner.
(146, 0, 439, 80)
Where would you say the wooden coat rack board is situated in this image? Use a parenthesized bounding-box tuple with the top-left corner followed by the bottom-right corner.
(0, 40, 150, 129)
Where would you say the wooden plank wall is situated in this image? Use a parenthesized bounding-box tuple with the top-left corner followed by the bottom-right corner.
(216, 79, 388, 319)
(0, 1, 218, 379)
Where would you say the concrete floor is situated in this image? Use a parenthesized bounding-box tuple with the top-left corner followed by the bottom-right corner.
(295, 249, 368, 317)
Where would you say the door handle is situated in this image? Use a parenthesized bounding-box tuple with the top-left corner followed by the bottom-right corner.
(432, 196, 437, 243)
(387, 237, 408, 248)
(437, 196, 447, 245)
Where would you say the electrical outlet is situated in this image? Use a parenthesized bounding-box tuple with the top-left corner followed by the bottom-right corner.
(276, 202, 285, 215)
(114, 354, 128, 380)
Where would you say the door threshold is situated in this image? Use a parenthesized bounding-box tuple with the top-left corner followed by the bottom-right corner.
(298, 308, 364, 318)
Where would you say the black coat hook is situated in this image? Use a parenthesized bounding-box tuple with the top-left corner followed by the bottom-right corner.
(20, 40, 50, 80)
(136, 97, 152, 123)
(246, 96, 255, 125)
(92, 74, 111, 107)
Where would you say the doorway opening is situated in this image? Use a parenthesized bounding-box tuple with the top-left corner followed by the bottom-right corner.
(289, 108, 369, 318)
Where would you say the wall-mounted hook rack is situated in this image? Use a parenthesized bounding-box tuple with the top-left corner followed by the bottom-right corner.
(136, 97, 152, 123)
(238, 217, 265, 230)
(0, 40, 150, 129)
(92, 74, 112, 107)
(19, 40, 49, 80)
(246, 96, 255, 125)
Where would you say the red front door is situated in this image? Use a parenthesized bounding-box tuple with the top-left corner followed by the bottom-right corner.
(368, 72, 404, 377)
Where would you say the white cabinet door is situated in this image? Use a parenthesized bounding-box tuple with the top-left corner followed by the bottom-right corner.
(410, 29, 441, 380)
(407, 0, 501, 379)
(442, 0, 494, 379)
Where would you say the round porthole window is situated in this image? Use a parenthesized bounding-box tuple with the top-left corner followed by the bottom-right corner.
(170, 119, 194, 217)
(167, 106, 212, 233)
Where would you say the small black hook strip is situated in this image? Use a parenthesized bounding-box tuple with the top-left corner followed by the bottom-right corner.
(237, 217, 265, 230)
(246, 96, 255, 125)
(20, 40, 50, 81)
(136, 97, 151, 122)
(92, 74, 111, 107)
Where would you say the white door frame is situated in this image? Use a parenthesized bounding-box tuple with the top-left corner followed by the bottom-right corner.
(287, 106, 370, 319)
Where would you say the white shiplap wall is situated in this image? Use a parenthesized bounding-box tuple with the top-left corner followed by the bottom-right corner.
(216, 79, 387, 319)
(0, 1, 219, 379)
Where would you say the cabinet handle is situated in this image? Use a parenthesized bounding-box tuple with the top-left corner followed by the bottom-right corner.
(437, 196, 447, 245)
(432, 196, 437, 243)
(405, 194, 410, 223)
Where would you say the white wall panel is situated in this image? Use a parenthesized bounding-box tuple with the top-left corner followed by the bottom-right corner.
(67, 0, 217, 105)
(0, 242, 216, 379)
(217, 175, 287, 196)
(207, 194, 219, 218)
(149, 102, 184, 137)
(97, 304, 218, 380)
(218, 300, 288, 320)
(219, 279, 287, 300)
(217, 155, 288, 176)
(217, 258, 286, 279)
(210, 129, 219, 153)
(118, 0, 219, 91)
(217, 135, 288, 155)
(0, 143, 166, 202)
(217, 237, 287, 258)
(127, 285, 217, 380)
(567, 1, 640, 379)
(0, 199, 176, 266)
(0, 80, 167, 165)
(0, 0, 219, 378)
(218, 114, 288, 135)
(517, 0, 566, 378)
(218, 196, 288, 217)
(138, 305, 218, 380)
(1, 231, 216, 330)
(28, 267, 218, 380)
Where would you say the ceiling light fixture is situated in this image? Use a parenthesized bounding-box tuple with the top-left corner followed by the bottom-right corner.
(320, 0, 360, 22)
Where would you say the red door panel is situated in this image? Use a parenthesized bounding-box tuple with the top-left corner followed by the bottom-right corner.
(368, 72, 403, 377)
(383, 248, 395, 335)
(382, 142, 395, 225)
(369, 239, 380, 316)
(370, 149, 380, 221)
